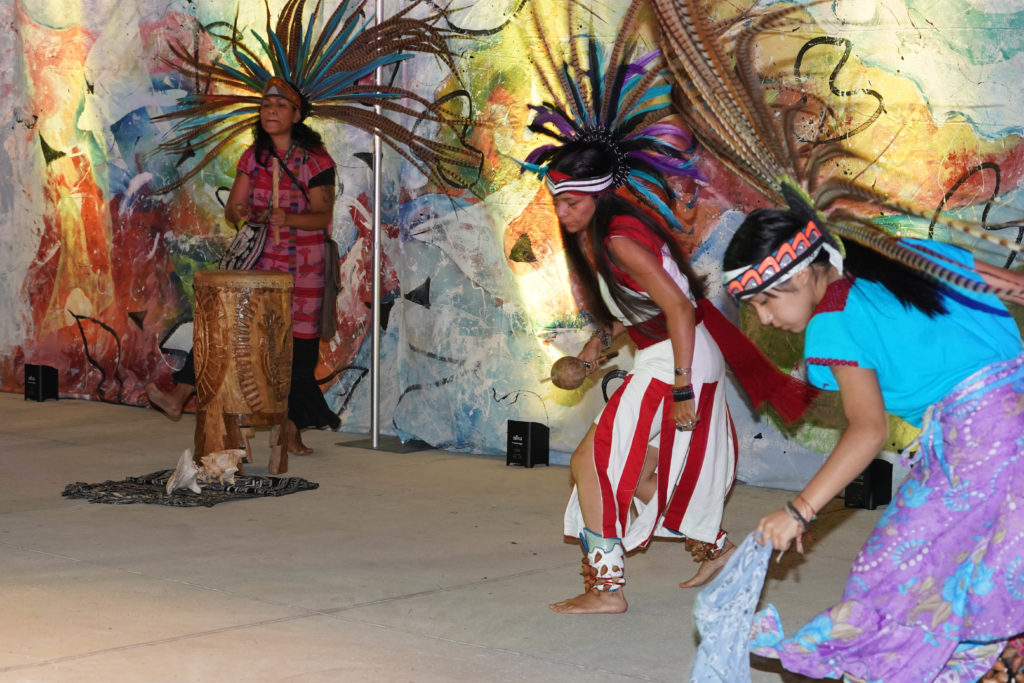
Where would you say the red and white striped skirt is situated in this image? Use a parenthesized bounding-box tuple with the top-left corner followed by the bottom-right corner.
(563, 323, 737, 551)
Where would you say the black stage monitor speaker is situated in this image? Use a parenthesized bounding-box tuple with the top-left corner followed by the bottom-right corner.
(506, 420, 549, 468)
(24, 364, 59, 402)
(845, 458, 892, 510)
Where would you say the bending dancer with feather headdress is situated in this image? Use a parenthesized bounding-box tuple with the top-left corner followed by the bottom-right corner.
(519, 0, 817, 614)
(652, 1, 1024, 678)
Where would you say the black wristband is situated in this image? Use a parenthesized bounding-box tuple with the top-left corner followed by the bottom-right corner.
(785, 501, 811, 532)
(672, 385, 694, 402)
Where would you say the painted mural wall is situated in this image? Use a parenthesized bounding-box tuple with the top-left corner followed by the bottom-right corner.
(1, 0, 1022, 487)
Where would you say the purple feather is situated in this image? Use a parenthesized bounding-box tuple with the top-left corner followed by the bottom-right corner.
(525, 144, 560, 165)
(624, 50, 660, 78)
(620, 51, 660, 81)
(528, 105, 577, 138)
(638, 123, 693, 145)
(628, 150, 705, 181)
(632, 49, 661, 69)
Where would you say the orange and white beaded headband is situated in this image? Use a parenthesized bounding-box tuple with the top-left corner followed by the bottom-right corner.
(262, 77, 303, 113)
(723, 221, 844, 302)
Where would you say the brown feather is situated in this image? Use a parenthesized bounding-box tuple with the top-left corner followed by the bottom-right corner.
(530, 1, 577, 120)
(600, 0, 645, 123)
(654, 0, 784, 197)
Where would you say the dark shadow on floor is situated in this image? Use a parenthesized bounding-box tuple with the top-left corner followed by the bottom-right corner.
(752, 654, 825, 682)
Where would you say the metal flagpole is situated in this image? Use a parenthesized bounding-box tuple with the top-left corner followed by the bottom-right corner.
(370, 0, 383, 449)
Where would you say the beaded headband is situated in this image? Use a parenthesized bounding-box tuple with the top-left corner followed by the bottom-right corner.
(262, 77, 303, 114)
(723, 221, 844, 302)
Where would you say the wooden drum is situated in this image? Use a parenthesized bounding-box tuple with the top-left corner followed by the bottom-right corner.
(192, 269, 293, 474)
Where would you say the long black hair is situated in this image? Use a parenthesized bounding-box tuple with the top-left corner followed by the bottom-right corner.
(549, 143, 706, 336)
(724, 208, 947, 316)
(253, 120, 325, 168)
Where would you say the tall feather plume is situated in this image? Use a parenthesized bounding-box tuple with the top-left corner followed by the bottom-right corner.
(652, 0, 1024, 299)
(567, 0, 588, 118)
(813, 178, 1024, 257)
(529, 2, 579, 122)
(599, 0, 644, 123)
(518, 0, 703, 231)
(828, 211, 1024, 300)
(657, 0, 791, 200)
(149, 0, 482, 192)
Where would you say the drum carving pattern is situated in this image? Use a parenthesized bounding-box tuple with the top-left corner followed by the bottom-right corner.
(192, 270, 294, 474)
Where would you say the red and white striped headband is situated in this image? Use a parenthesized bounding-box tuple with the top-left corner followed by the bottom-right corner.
(544, 169, 614, 196)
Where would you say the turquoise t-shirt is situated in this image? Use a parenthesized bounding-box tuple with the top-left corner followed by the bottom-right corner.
(804, 239, 1022, 427)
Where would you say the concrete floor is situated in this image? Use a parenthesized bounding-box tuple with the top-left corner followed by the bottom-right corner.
(0, 392, 886, 682)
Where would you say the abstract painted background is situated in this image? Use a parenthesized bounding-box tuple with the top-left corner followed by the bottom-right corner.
(1, 0, 1022, 488)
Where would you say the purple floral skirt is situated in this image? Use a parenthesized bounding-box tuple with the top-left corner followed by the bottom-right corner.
(752, 354, 1024, 682)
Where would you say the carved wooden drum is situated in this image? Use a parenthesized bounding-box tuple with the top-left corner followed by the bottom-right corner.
(192, 270, 293, 473)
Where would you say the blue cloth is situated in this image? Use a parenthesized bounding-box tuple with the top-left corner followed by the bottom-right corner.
(690, 532, 773, 682)
(804, 239, 1021, 426)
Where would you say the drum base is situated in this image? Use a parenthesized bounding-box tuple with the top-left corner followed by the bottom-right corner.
(194, 410, 289, 475)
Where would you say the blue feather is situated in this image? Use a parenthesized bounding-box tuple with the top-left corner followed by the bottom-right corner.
(628, 179, 684, 231)
(246, 31, 281, 78)
(587, 39, 604, 124)
(249, 29, 288, 81)
(562, 63, 590, 125)
(293, 13, 318, 87)
(304, 14, 374, 89)
(622, 100, 672, 121)
(220, 56, 269, 91)
(170, 108, 260, 132)
(629, 168, 669, 188)
(617, 70, 667, 105)
(512, 159, 550, 178)
(619, 83, 671, 115)
(268, 28, 292, 81)
(306, 54, 413, 101)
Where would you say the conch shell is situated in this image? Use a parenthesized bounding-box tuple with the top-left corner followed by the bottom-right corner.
(166, 449, 201, 494)
(199, 449, 246, 486)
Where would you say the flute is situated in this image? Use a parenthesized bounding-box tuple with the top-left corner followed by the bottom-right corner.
(271, 157, 280, 245)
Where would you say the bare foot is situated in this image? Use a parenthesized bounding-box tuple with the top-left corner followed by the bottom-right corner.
(284, 420, 314, 455)
(679, 539, 736, 589)
(145, 382, 193, 420)
(290, 441, 314, 455)
(549, 590, 627, 614)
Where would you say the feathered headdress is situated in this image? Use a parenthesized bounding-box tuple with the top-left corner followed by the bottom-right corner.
(652, 0, 1024, 299)
(151, 0, 482, 193)
(517, 0, 702, 230)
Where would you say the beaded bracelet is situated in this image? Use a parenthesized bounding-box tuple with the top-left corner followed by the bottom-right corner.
(590, 328, 612, 350)
(672, 385, 694, 402)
